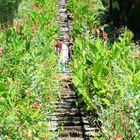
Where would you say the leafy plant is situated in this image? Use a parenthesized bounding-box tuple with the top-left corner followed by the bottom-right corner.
(68, 0, 140, 139)
(0, 0, 59, 139)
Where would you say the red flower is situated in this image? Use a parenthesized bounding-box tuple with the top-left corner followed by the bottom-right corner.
(115, 133, 121, 139)
(0, 47, 2, 57)
(103, 32, 108, 40)
(34, 102, 40, 109)
(95, 28, 100, 34)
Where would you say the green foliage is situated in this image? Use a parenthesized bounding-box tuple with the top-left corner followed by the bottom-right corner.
(67, 0, 103, 38)
(0, 0, 59, 139)
(68, 0, 140, 139)
(0, 0, 21, 28)
(101, 91, 140, 139)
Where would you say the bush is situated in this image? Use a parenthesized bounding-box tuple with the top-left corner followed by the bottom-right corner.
(68, 0, 140, 139)
(0, 0, 59, 139)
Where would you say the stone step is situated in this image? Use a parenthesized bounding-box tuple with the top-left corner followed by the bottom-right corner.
(60, 96, 77, 99)
(48, 127, 58, 131)
(59, 99, 76, 104)
(59, 16, 68, 21)
(59, 21, 68, 24)
(62, 125, 83, 130)
(55, 101, 77, 106)
(58, 1, 66, 5)
(58, 112, 81, 117)
(56, 108, 79, 112)
(58, 98, 76, 101)
(60, 24, 68, 28)
(56, 104, 77, 109)
(59, 8, 67, 13)
(57, 111, 80, 116)
(60, 27, 69, 32)
(58, 6, 66, 9)
(60, 92, 76, 96)
(59, 32, 69, 36)
(58, 116, 81, 121)
(60, 130, 83, 137)
(60, 138, 84, 140)
(58, 95, 77, 102)
(84, 131, 95, 138)
(55, 99, 76, 106)
(84, 127, 99, 131)
(59, 33, 69, 37)
(49, 111, 81, 117)
(59, 13, 68, 17)
(58, 120, 82, 126)
(59, 18, 68, 22)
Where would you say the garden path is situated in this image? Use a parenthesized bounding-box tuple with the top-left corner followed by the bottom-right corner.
(48, 0, 96, 139)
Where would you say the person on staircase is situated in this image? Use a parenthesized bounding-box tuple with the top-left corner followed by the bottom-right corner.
(68, 42, 73, 61)
(54, 38, 62, 72)
(59, 37, 68, 72)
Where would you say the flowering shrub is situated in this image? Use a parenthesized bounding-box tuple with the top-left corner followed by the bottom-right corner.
(0, 0, 59, 139)
(101, 91, 140, 139)
(68, 0, 140, 139)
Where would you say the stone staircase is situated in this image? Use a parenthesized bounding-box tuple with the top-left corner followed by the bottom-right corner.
(47, 0, 99, 139)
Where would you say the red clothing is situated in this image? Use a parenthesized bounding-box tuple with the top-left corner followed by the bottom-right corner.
(56, 42, 62, 53)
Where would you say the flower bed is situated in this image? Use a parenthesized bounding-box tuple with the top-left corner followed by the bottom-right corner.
(0, 0, 59, 139)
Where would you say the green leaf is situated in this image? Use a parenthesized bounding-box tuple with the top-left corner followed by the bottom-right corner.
(134, 70, 140, 83)
(26, 41, 31, 51)
(77, 66, 83, 82)
(95, 39, 103, 52)
(102, 98, 110, 105)
(93, 80, 99, 88)
(0, 82, 8, 92)
(97, 89, 105, 97)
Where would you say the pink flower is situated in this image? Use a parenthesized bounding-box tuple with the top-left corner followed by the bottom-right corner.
(103, 32, 108, 40)
(32, 26, 36, 31)
(95, 28, 100, 34)
(34, 102, 40, 109)
(0, 47, 3, 57)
